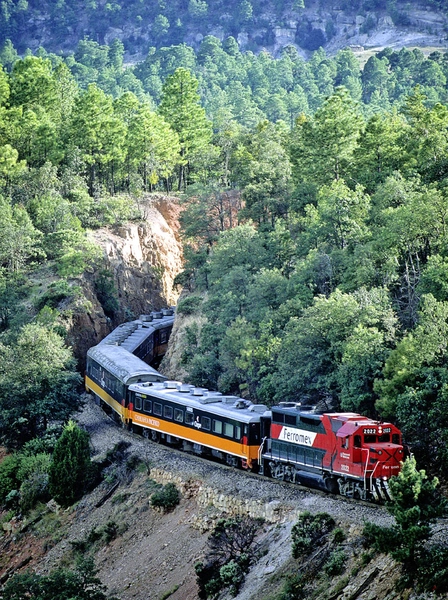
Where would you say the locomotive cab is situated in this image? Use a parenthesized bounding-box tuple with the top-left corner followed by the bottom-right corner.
(331, 416, 405, 500)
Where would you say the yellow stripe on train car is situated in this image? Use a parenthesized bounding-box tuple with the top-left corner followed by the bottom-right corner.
(85, 376, 127, 421)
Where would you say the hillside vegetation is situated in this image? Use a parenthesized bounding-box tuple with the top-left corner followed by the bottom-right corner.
(1, 9, 448, 598)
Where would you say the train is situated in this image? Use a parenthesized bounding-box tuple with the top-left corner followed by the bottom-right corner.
(85, 309, 405, 503)
(85, 309, 174, 423)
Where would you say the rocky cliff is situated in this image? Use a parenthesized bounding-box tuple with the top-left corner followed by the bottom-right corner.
(66, 195, 184, 369)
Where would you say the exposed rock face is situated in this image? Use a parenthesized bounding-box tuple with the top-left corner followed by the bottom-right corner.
(66, 195, 183, 369)
(12, 0, 448, 60)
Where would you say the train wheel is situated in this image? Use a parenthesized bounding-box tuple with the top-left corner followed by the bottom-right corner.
(151, 430, 160, 443)
(270, 462, 285, 481)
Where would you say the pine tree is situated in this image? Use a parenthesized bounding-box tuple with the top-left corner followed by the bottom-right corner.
(48, 420, 92, 507)
(158, 67, 212, 190)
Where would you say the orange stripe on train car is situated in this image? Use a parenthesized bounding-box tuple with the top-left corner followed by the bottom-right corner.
(132, 411, 259, 462)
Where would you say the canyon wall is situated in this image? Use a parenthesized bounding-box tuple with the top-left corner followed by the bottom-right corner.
(66, 195, 184, 368)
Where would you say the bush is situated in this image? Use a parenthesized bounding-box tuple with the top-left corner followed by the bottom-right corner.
(195, 517, 262, 598)
(176, 295, 201, 315)
(416, 546, 448, 594)
(0, 451, 52, 512)
(71, 520, 127, 554)
(291, 512, 335, 558)
(277, 573, 305, 600)
(324, 550, 347, 576)
(219, 560, 244, 596)
(150, 483, 180, 510)
(0, 454, 22, 503)
(332, 527, 346, 544)
(35, 280, 74, 311)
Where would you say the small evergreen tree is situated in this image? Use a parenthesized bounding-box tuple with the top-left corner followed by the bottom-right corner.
(48, 420, 92, 507)
(363, 456, 446, 588)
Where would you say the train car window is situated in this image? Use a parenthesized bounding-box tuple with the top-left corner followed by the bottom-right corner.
(160, 331, 168, 344)
(213, 420, 222, 434)
(134, 396, 142, 411)
(201, 416, 211, 431)
(185, 412, 194, 425)
(392, 433, 400, 444)
(224, 422, 234, 438)
(164, 405, 173, 419)
(272, 412, 284, 423)
(285, 414, 296, 426)
(235, 425, 241, 440)
(354, 435, 361, 448)
(143, 399, 152, 414)
(174, 408, 183, 423)
(364, 434, 376, 443)
(154, 403, 162, 416)
(341, 437, 349, 449)
(378, 433, 390, 443)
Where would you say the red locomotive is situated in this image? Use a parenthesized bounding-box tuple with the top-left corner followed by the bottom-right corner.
(260, 403, 405, 501)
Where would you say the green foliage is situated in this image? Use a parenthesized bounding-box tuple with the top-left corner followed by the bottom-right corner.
(0, 323, 81, 447)
(332, 527, 346, 544)
(159, 67, 212, 189)
(276, 573, 305, 600)
(362, 457, 445, 588)
(176, 295, 202, 315)
(415, 545, 448, 594)
(0, 451, 51, 512)
(2, 556, 117, 600)
(48, 420, 93, 507)
(72, 520, 126, 554)
(324, 550, 347, 576)
(150, 482, 180, 510)
(291, 512, 335, 559)
(35, 279, 75, 310)
(196, 517, 262, 598)
(0, 453, 22, 502)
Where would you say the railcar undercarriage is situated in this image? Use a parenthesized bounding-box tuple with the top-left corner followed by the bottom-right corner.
(266, 458, 391, 502)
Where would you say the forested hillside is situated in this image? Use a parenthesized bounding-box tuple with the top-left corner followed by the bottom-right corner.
(1, 14, 448, 595)
(0, 31, 447, 478)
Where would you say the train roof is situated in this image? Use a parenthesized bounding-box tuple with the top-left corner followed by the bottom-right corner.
(129, 380, 269, 423)
(99, 310, 174, 354)
(87, 344, 167, 385)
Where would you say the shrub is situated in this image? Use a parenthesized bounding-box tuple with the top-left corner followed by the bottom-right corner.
(277, 573, 305, 600)
(332, 527, 346, 544)
(0, 451, 52, 512)
(176, 295, 201, 315)
(219, 560, 244, 596)
(324, 550, 347, 576)
(150, 483, 180, 510)
(0, 454, 22, 503)
(20, 471, 50, 512)
(416, 545, 448, 594)
(35, 280, 73, 311)
(195, 517, 262, 598)
(291, 512, 335, 558)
